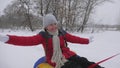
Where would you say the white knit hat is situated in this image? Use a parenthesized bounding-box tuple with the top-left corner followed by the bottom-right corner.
(43, 13, 58, 28)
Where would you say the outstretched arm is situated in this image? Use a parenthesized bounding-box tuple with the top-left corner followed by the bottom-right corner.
(65, 33, 89, 44)
(0, 34, 43, 46)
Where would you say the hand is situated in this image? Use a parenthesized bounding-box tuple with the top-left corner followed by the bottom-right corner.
(0, 35, 9, 42)
(89, 36, 94, 42)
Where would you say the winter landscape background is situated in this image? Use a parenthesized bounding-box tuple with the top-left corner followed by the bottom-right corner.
(0, 0, 120, 68)
(1, 0, 120, 25)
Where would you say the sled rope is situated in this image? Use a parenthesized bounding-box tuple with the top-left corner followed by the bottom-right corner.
(88, 53, 120, 68)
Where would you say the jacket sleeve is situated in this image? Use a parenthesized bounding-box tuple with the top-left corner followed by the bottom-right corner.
(65, 33, 89, 44)
(6, 34, 43, 46)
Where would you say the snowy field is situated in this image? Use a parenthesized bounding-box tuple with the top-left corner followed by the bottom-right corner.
(0, 29, 120, 68)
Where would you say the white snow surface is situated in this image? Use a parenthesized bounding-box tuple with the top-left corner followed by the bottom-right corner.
(0, 29, 120, 68)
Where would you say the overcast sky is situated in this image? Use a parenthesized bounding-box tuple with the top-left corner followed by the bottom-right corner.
(0, 0, 120, 25)
(93, 0, 120, 25)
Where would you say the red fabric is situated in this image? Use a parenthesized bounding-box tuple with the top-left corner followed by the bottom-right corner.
(6, 33, 89, 66)
(6, 34, 42, 46)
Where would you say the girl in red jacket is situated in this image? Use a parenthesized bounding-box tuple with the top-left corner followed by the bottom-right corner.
(0, 13, 103, 68)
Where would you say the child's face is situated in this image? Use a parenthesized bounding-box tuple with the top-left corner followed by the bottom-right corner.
(46, 23, 58, 32)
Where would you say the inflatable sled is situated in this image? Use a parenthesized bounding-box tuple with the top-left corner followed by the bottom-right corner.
(34, 56, 53, 68)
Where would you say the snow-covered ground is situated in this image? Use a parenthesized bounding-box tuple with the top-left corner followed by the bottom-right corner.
(0, 29, 120, 68)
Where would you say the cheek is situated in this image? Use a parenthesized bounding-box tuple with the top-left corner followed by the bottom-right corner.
(46, 24, 58, 31)
(53, 26, 57, 29)
(46, 26, 52, 30)
(53, 25, 58, 30)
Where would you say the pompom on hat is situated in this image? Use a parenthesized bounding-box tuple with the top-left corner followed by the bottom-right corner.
(43, 13, 58, 28)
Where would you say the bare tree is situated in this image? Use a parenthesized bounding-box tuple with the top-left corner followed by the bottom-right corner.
(77, 0, 110, 32)
(2, 0, 42, 30)
(18, 0, 34, 31)
(1, 0, 111, 32)
(34, 0, 44, 16)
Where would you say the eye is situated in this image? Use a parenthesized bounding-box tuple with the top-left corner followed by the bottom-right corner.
(50, 23, 57, 26)
(54, 23, 57, 25)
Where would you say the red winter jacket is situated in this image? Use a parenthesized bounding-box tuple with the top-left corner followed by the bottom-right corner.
(6, 30, 89, 66)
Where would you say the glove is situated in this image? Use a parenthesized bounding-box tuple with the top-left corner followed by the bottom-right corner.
(89, 36, 94, 42)
(0, 35, 9, 42)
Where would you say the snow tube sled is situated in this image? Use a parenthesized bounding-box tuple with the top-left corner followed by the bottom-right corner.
(37, 63, 53, 68)
(33, 56, 53, 68)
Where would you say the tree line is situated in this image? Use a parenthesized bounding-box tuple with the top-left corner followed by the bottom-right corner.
(0, 0, 115, 32)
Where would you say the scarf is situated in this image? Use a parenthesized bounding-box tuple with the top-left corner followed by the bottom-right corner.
(47, 30, 67, 68)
